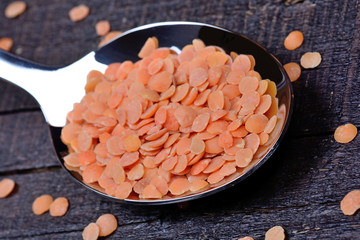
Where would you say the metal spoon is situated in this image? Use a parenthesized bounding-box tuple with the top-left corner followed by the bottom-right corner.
(0, 21, 293, 205)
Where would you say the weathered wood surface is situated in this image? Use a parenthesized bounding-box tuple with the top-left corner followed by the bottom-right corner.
(0, 0, 359, 239)
(0, 134, 359, 239)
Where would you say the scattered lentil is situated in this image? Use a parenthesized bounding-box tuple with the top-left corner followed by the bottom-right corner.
(265, 226, 285, 240)
(82, 222, 100, 240)
(300, 52, 322, 69)
(95, 20, 111, 36)
(5, 1, 26, 18)
(96, 214, 118, 237)
(32, 194, 53, 215)
(69, 5, 90, 22)
(284, 30, 303, 50)
(0, 37, 13, 51)
(0, 178, 15, 198)
(340, 190, 360, 215)
(334, 123, 357, 143)
(49, 197, 69, 217)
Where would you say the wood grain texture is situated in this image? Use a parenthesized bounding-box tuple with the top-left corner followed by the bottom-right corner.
(0, 0, 359, 239)
(0, 170, 160, 239)
(0, 111, 59, 173)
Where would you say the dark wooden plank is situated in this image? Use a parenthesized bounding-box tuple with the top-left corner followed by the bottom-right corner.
(4, 203, 359, 239)
(0, 0, 359, 135)
(0, 145, 359, 240)
(273, 0, 360, 136)
(0, 133, 359, 238)
(0, 81, 40, 112)
(115, 204, 359, 239)
(0, 111, 59, 172)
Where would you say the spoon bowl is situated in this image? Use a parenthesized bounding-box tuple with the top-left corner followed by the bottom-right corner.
(0, 21, 293, 205)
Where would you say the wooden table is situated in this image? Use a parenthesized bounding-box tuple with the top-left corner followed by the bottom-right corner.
(0, 0, 359, 239)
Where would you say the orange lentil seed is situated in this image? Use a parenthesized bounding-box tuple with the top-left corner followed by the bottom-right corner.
(203, 156, 225, 174)
(169, 177, 190, 195)
(265, 226, 285, 240)
(334, 123, 358, 143)
(82, 222, 100, 240)
(192, 113, 210, 132)
(141, 184, 162, 199)
(238, 237, 254, 240)
(208, 90, 224, 111)
(189, 179, 208, 192)
(96, 213, 118, 237)
(207, 170, 224, 184)
(259, 132, 269, 145)
(49, 197, 69, 217)
(32, 194, 54, 215)
(124, 134, 141, 152)
(245, 114, 268, 133)
(69, 5, 90, 22)
(264, 115, 278, 134)
(115, 182, 132, 199)
(0, 37, 13, 51)
(235, 148, 253, 168)
(96, 20, 111, 36)
(190, 137, 206, 154)
(300, 52, 322, 69)
(284, 30, 304, 50)
(5, 1, 26, 18)
(340, 190, 360, 215)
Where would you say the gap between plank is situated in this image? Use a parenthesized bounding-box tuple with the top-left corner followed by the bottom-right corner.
(0, 165, 61, 177)
(0, 107, 41, 116)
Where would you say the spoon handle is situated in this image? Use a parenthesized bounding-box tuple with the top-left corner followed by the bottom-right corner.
(0, 50, 106, 127)
(0, 50, 58, 87)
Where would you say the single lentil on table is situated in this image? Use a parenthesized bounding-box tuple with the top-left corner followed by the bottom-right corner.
(49, 197, 69, 217)
(32, 194, 54, 215)
(0, 37, 13, 52)
(4, 1, 26, 19)
(284, 30, 304, 50)
(95, 20, 111, 36)
(0, 178, 15, 198)
(334, 123, 358, 143)
(300, 52, 322, 69)
(82, 222, 100, 240)
(69, 4, 90, 22)
(265, 225, 286, 240)
(340, 190, 360, 216)
(96, 213, 118, 237)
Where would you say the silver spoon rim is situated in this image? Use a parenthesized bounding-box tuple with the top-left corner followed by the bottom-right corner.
(57, 21, 294, 205)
